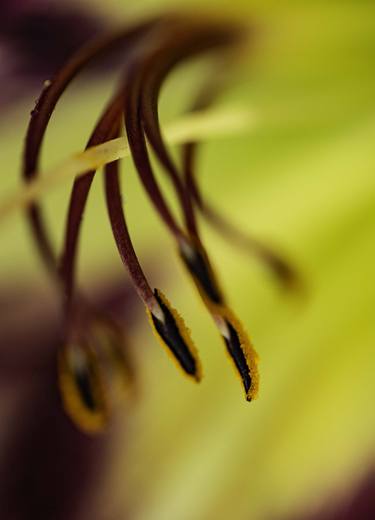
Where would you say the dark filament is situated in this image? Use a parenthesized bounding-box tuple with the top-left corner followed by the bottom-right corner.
(137, 22, 240, 239)
(104, 121, 157, 308)
(61, 93, 124, 319)
(22, 17, 162, 273)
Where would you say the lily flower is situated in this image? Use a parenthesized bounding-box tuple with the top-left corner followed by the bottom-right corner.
(1, 2, 375, 520)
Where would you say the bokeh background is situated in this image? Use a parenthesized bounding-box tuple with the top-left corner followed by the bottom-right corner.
(1, 1, 374, 519)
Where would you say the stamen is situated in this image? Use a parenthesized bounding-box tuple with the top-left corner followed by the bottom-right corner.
(104, 129, 201, 380)
(178, 241, 259, 399)
(104, 129, 162, 313)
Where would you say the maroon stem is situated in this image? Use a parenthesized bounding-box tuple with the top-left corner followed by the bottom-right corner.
(104, 125, 157, 309)
(60, 94, 125, 322)
(124, 61, 186, 242)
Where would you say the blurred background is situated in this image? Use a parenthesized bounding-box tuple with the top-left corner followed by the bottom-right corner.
(1, 0, 374, 519)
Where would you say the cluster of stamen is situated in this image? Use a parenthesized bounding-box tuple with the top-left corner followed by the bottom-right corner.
(22, 13, 297, 432)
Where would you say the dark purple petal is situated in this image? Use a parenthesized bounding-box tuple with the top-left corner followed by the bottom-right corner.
(0, 282, 135, 520)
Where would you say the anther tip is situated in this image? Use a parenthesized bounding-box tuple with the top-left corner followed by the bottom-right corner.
(216, 307, 259, 401)
(149, 289, 202, 381)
